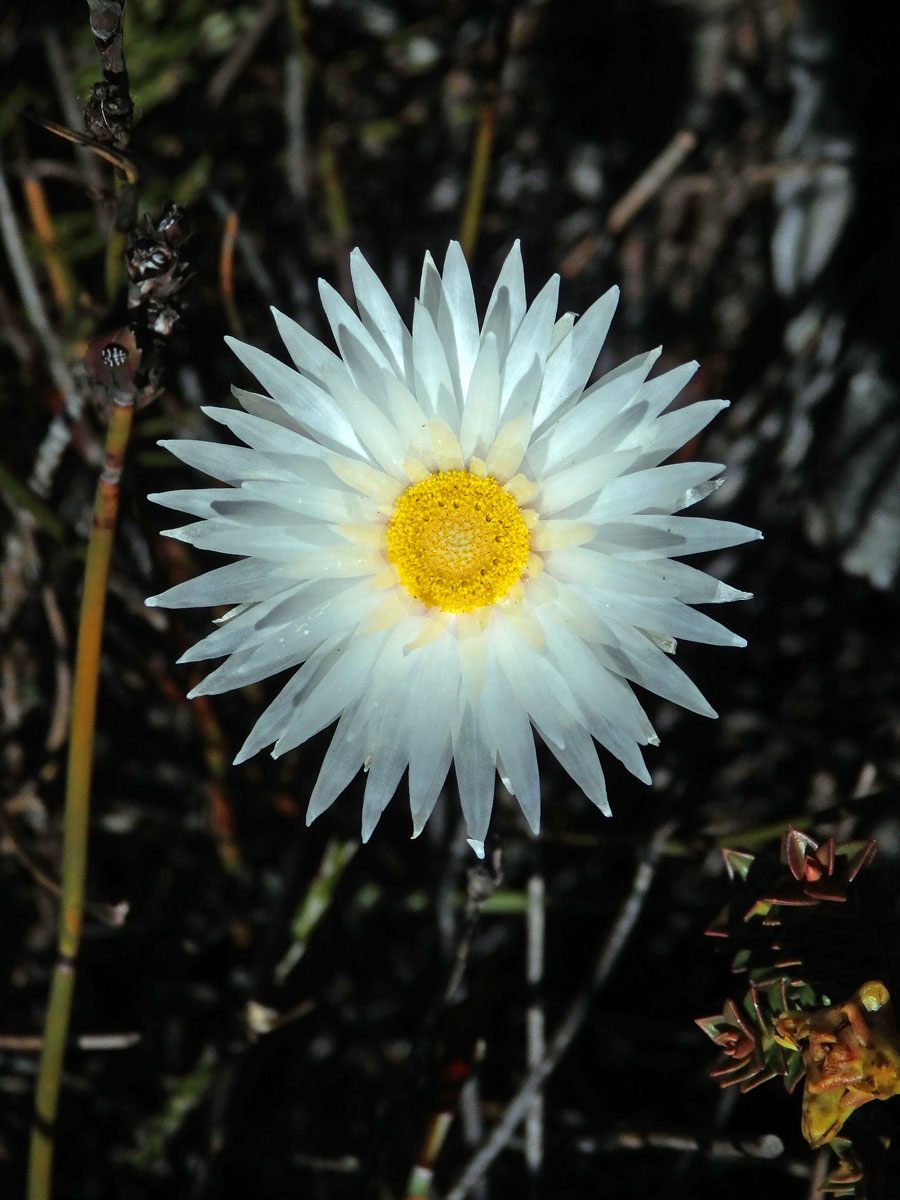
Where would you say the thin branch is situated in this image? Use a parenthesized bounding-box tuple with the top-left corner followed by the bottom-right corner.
(42, 28, 105, 195)
(316, 136, 353, 301)
(0, 1032, 140, 1052)
(524, 872, 545, 1176)
(445, 822, 676, 1200)
(606, 129, 699, 236)
(205, 0, 281, 109)
(575, 1127, 784, 1161)
(0, 154, 83, 431)
(218, 205, 243, 335)
(208, 190, 278, 306)
(459, 2, 516, 262)
(284, 0, 311, 203)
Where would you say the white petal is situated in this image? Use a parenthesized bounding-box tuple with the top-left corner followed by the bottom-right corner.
(484, 412, 533, 482)
(645, 559, 753, 604)
(203, 405, 338, 463)
(148, 487, 227, 519)
(307, 706, 364, 825)
(271, 630, 390, 758)
(482, 240, 526, 358)
(626, 360, 698, 423)
(534, 349, 660, 473)
(380, 371, 434, 463)
(537, 449, 642, 515)
(548, 312, 575, 355)
(271, 308, 347, 390)
(191, 584, 380, 696)
(410, 736, 452, 838)
(500, 274, 560, 417)
(146, 558, 294, 609)
(238, 478, 378, 524)
(316, 368, 406, 476)
(491, 619, 579, 750)
(459, 332, 501, 459)
(591, 593, 746, 648)
(360, 717, 408, 841)
(318, 278, 396, 388)
(620, 515, 762, 558)
(178, 581, 313, 662)
(418, 250, 442, 320)
(408, 634, 458, 826)
(412, 299, 458, 425)
(481, 659, 541, 833)
(627, 399, 728, 461)
(225, 338, 365, 456)
(548, 550, 677, 597)
(533, 286, 619, 428)
(158, 438, 302, 485)
(452, 702, 496, 848)
(193, 493, 345, 530)
(438, 241, 480, 398)
(357, 630, 435, 841)
(233, 386, 307, 430)
(349, 248, 414, 385)
(233, 636, 344, 763)
(580, 462, 725, 523)
(595, 619, 717, 718)
(539, 722, 610, 816)
(161, 519, 335, 558)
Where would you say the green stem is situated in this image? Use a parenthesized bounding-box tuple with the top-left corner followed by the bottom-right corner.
(28, 393, 135, 1200)
(459, 83, 497, 262)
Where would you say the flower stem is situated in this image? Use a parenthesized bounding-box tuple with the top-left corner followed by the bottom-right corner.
(28, 391, 135, 1200)
(459, 83, 497, 263)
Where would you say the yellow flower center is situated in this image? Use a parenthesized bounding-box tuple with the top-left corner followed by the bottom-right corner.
(386, 470, 531, 613)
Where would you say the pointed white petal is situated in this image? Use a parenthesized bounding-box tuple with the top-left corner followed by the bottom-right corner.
(537, 449, 642, 515)
(580, 462, 725, 523)
(349, 248, 414, 385)
(621, 515, 763, 557)
(539, 722, 610, 816)
(500, 274, 559, 416)
(627, 399, 729, 461)
(225, 338, 365, 455)
(270, 630, 389, 758)
(534, 349, 660, 474)
(482, 240, 526, 358)
(177, 581, 312, 662)
(412, 299, 458, 425)
(406, 632, 458, 828)
(233, 636, 342, 763)
(318, 277, 395, 385)
(271, 308, 347, 389)
(146, 558, 294, 609)
(629, 360, 698, 422)
(596, 619, 717, 718)
(452, 703, 496, 849)
(481, 659, 541, 833)
(644, 559, 753, 604)
(438, 241, 480, 397)
(533, 286, 619, 428)
(159, 438, 300, 485)
(459, 332, 501, 459)
(418, 251, 442, 320)
(307, 706, 363, 825)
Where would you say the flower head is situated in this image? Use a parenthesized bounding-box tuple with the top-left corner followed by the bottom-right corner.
(147, 242, 759, 855)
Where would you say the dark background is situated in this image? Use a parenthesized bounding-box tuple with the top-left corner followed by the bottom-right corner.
(2, 1, 899, 1197)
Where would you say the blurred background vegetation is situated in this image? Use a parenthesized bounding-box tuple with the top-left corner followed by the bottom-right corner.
(2, 1, 900, 1197)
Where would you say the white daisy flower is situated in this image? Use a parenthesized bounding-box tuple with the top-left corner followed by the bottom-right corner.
(147, 242, 759, 857)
